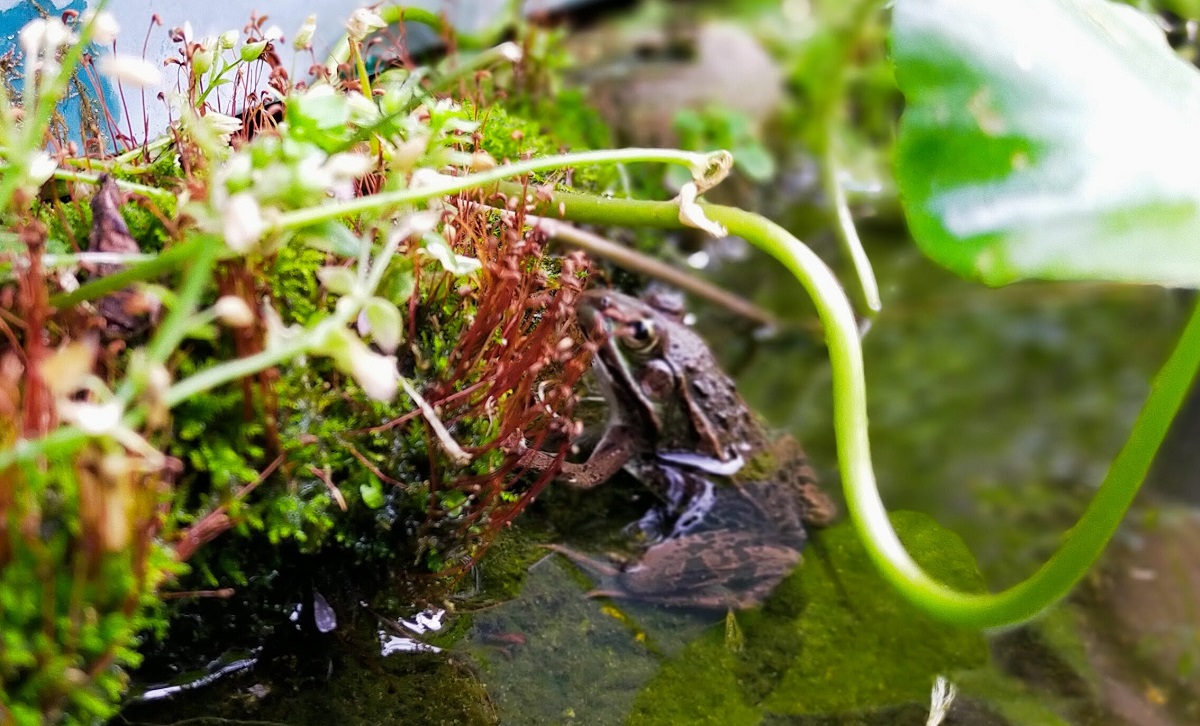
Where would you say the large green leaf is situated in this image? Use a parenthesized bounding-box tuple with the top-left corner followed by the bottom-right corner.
(893, 0, 1200, 287)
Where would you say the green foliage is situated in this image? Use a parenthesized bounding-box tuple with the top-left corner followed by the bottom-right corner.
(1, 453, 178, 726)
(672, 107, 775, 185)
(468, 93, 619, 191)
(893, 0, 1200, 286)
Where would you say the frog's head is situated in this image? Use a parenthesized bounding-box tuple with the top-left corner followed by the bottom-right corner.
(578, 289, 748, 465)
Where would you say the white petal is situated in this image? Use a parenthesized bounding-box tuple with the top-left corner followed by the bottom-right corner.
(68, 400, 123, 435)
(204, 111, 243, 137)
(97, 55, 163, 88)
(83, 11, 120, 45)
(223, 193, 266, 253)
(324, 152, 374, 182)
(349, 347, 399, 401)
(27, 152, 57, 186)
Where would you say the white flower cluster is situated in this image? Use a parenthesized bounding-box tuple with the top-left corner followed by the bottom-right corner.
(19, 17, 76, 76)
(214, 140, 374, 254)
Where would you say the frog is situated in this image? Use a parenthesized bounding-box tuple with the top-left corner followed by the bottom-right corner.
(547, 289, 835, 610)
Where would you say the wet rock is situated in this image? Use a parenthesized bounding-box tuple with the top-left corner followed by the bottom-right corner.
(1080, 506, 1200, 726)
(571, 21, 783, 148)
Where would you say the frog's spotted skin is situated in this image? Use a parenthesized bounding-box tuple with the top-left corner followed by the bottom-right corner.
(551, 290, 835, 609)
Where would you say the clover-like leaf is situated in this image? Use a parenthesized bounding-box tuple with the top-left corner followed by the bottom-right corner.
(893, 0, 1200, 287)
(316, 266, 357, 296)
(421, 232, 482, 276)
(362, 296, 404, 354)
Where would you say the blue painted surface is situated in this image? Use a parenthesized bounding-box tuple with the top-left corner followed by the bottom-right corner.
(0, 0, 118, 145)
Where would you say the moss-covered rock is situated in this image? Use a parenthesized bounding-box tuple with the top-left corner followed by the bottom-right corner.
(628, 511, 989, 723)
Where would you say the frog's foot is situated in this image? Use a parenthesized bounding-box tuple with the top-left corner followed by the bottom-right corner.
(797, 480, 837, 528)
(542, 540, 619, 580)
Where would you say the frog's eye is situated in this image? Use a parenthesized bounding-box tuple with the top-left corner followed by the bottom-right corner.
(622, 318, 659, 353)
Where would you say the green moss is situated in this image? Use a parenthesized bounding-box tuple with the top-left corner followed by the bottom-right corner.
(626, 512, 989, 723)
(33, 173, 178, 256)
(467, 526, 553, 605)
(1, 453, 179, 726)
(271, 237, 327, 326)
(468, 93, 619, 192)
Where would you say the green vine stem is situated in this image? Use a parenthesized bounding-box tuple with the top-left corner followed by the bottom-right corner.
(513, 186, 1200, 628)
(813, 0, 883, 316)
(272, 148, 722, 230)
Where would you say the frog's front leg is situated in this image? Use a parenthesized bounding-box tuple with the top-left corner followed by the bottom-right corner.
(522, 423, 638, 489)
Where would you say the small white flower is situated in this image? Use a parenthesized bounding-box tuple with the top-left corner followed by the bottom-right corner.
(295, 151, 334, 192)
(409, 168, 452, 189)
(212, 296, 255, 327)
(223, 193, 266, 253)
(348, 345, 399, 402)
(263, 25, 284, 42)
(66, 400, 123, 435)
(218, 29, 240, 50)
(97, 55, 163, 88)
(324, 152, 374, 182)
(496, 42, 523, 63)
(203, 111, 243, 141)
(294, 14, 317, 51)
(345, 91, 381, 125)
(19, 18, 47, 58)
(82, 10, 120, 45)
(19, 17, 75, 61)
(147, 363, 172, 397)
(27, 151, 57, 186)
(346, 8, 386, 42)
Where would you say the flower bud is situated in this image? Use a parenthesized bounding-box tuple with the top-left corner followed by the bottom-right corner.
(294, 14, 317, 51)
(28, 152, 57, 186)
(347, 343, 398, 401)
(240, 40, 267, 62)
(212, 296, 255, 327)
(192, 48, 214, 76)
